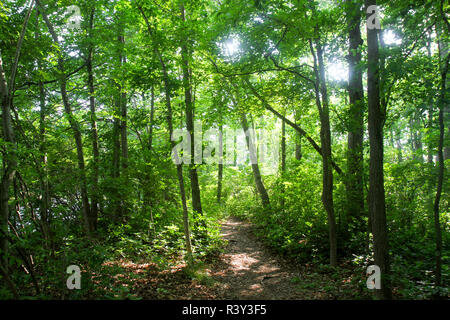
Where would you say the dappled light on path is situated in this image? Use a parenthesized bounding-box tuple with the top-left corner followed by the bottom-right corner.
(211, 217, 302, 299)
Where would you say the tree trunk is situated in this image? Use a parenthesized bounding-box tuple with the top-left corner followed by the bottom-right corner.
(426, 32, 435, 164)
(180, 5, 203, 219)
(428, 106, 434, 164)
(280, 115, 286, 210)
(38, 61, 52, 247)
(439, 26, 449, 161)
(0, 56, 17, 270)
(346, 0, 365, 233)
(433, 33, 448, 293)
(365, 0, 391, 299)
(119, 35, 128, 172)
(38, 1, 94, 236)
(118, 28, 129, 220)
(295, 112, 302, 161)
(161, 55, 193, 265)
(112, 93, 121, 179)
(217, 99, 224, 203)
(410, 115, 424, 162)
(395, 128, 404, 163)
(281, 117, 286, 173)
(36, 7, 51, 248)
(241, 114, 271, 210)
(0, 1, 34, 269)
(138, 5, 193, 264)
(143, 88, 155, 235)
(148, 85, 155, 153)
(87, 7, 99, 231)
(310, 37, 337, 267)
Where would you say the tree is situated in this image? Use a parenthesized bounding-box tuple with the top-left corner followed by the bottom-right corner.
(138, 3, 193, 264)
(37, 0, 95, 236)
(433, 8, 449, 292)
(180, 3, 204, 220)
(365, 0, 391, 299)
(345, 0, 365, 233)
(0, 0, 35, 270)
(86, 5, 99, 231)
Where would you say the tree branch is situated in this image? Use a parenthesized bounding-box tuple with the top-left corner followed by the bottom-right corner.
(244, 78, 343, 175)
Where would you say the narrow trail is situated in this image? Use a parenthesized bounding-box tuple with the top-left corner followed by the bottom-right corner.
(109, 216, 359, 300)
(210, 217, 303, 299)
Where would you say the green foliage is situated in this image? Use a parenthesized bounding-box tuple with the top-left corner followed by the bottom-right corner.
(0, 0, 448, 301)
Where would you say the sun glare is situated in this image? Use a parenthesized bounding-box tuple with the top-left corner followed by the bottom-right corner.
(383, 30, 402, 45)
(327, 61, 348, 82)
(223, 37, 240, 57)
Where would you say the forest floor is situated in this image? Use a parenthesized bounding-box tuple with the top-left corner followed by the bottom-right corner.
(205, 217, 331, 299)
(105, 216, 364, 300)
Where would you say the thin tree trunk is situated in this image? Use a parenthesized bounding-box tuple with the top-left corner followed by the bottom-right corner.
(0, 0, 34, 270)
(119, 36, 128, 172)
(35, 7, 51, 249)
(395, 128, 404, 163)
(280, 114, 286, 210)
(111, 31, 123, 222)
(433, 34, 448, 293)
(148, 85, 155, 152)
(241, 114, 271, 210)
(438, 17, 449, 161)
(118, 27, 129, 220)
(294, 112, 302, 161)
(426, 32, 435, 164)
(138, 5, 193, 264)
(428, 107, 434, 164)
(161, 56, 193, 265)
(281, 117, 286, 173)
(112, 93, 121, 179)
(146, 87, 155, 234)
(180, 5, 203, 219)
(87, 7, 99, 230)
(410, 115, 424, 162)
(37, 1, 93, 236)
(310, 37, 337, 267)
(365, 0, 391, 299)
(217, 99, 223, 203)
(346, 0, 365, 233)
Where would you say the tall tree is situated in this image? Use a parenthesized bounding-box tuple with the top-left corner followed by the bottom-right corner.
(433, 10, 448, 291)
(180, 3, 203, 219)
(241, 113, 271, 210)
(365, 0, 391, 299)
(37, 0, 95, 236)
(86, 6, 99, 230)
(310, 36, 338, 267)
(345, 0, 365, 233)
(294, 111, 302, 161)
(35, 6, 51, 248)
(217, 93, 224, 203)
(0, 0, 35, 272)
(138, 4, 193, 264)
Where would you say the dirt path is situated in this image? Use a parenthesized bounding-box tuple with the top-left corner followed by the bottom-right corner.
(210, 217, 304, 299)
(107, 217, 360, 300)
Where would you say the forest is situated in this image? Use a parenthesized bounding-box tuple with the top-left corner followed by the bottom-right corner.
(0, 0, 448, 301)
